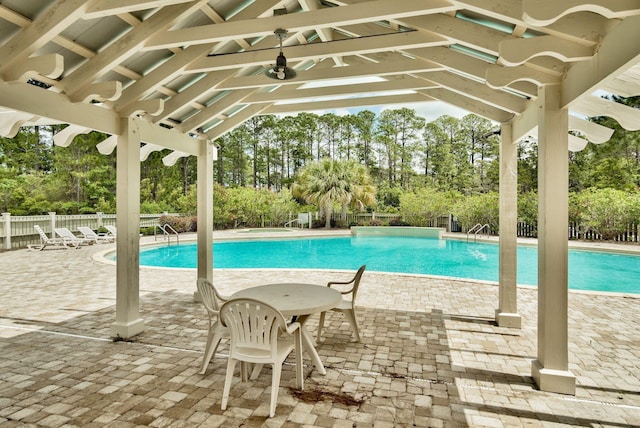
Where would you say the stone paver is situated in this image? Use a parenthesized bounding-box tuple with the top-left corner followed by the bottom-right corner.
(1, 230, 639, 427)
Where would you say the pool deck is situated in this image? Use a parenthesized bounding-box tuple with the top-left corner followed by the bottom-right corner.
(1, 229, 640, 427)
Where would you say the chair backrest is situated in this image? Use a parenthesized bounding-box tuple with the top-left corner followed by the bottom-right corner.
(220, 298, 289, 362)
(55, 227, 75, 239)
(329, 265, 366, 301)
(349, 265, 366, 301)
(78, 226, 97, 237)
(196, 278, 225, 315)
(105, 225, 117, 235)
(34, 225, 49, 242)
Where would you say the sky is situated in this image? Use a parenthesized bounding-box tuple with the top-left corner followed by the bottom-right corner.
(331, 101, 470, 122)
(287, 77, 471, 122)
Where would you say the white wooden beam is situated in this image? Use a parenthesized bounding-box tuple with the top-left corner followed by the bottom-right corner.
(522, 0, 640, 26)
(409, 46, 538, 98)
(0, 81, 120, 135)
(499, 35, 594, 66)
(420, 87, 514, 122)
(0, 112, 39, 138)
(0, 0, 90, 75)
(144, 0, 455, 50)
(486, 64, 561, 89)
(414, 71, 529, 113)
(178, 88, 255, 133)
(205, 104, 270, 140)
(243, 77, 436, 104)
(96, 135, 118, 155)
(2, 54, 64, 82)
(69, 81, 122, 103)
(114, 44, 212, 112)
(568, 115, 614, 144)
(140, 143, 163, 161)
(53, 124, 92, 147)
(61, 1, 206, 97)
(298, 0, 345, 67)
(187, 31, 448, 73)
(510, 101, 538, 142)
(572, 95, 640, 131)
(214, 56, 442, 91)
(85, 0, 196, 19)
(132, 117, 200, 155)
(162, 151, 190, 166)
(263, 93, 435, 115)
(561, 14, 640, 108)
(118, 98, 165, 118)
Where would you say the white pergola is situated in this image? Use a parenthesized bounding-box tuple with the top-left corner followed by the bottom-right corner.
(1, 0, 640, 395)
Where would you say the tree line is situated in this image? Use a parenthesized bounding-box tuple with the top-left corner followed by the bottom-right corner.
(1, 100, 640, 239)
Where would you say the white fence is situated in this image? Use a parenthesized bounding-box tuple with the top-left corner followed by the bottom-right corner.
(1, 211, 457, 251)
(0, 212, 175, 250)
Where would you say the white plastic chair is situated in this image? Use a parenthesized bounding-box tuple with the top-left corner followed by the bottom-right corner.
(78, 226, 114, 244)
(54, 227, 92, 247)
(31, 225, 69, 250)
(220, 298, 303, 418)
(104, 225, 117, 238)
(196, 278, 230, 375)
(317, 265, 366, 342)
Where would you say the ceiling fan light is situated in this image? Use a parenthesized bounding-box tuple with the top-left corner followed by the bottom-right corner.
(266, 28, 297, 81)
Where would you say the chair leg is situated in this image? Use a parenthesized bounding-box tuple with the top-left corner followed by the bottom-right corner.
(294, 330, 303, 390)
(221, 358, 237, 411)
(343, 308, 361, 342)
(200, 331, 223, 374)
(269, 363, 281, 418)
(250, 363, 263, 380)
(317, 311, 326, 342)
(240, 362, 249, 382)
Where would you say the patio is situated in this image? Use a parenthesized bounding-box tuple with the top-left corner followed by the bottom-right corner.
(1, 233, 639, 427)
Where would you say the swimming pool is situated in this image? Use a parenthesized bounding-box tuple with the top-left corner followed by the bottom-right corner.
(134, 236, 640, 294)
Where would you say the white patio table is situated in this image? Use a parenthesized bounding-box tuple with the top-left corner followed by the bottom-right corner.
(230, 282, 341, 375)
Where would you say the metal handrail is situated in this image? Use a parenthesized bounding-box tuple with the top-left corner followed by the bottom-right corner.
(467, 223, 489, 242)
(154, 223, 179, 244)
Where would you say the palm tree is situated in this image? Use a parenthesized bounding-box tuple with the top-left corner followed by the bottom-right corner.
(293, 159, 376, 228)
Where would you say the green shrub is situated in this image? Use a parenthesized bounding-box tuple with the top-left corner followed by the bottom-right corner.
(389, 219, 410, 226)
(159, 215, 196, 233)
(452, 192, 499, 232)
(576, 188, 636, 240)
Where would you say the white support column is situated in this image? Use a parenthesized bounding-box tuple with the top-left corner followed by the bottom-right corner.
(496, 123, 521, 328)
(531, 85, 576, 394)
(194, 137, 214, 302)
(111, 117, 144, 339)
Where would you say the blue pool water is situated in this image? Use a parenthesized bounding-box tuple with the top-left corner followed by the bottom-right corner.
(135, 236, 640, 294)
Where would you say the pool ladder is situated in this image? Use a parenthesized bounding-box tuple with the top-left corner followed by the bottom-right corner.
(467, 223, 489, 242)
(155, 223, 180, 244)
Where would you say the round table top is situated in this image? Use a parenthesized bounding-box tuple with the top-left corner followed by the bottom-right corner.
(230, 283, 342, 317)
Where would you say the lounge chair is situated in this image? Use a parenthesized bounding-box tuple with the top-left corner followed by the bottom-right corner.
(317, 265, 366, 342)
(104, 225, 117, 239)
(78, 226, 114, 244)
(54, 227, 92, 247)
(30, 225, 70, 251)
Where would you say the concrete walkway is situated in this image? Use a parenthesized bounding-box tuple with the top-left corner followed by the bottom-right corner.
(1, 230, 639, 427)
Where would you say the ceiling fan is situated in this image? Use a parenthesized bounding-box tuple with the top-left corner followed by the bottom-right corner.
(266, 28, 297, 80)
